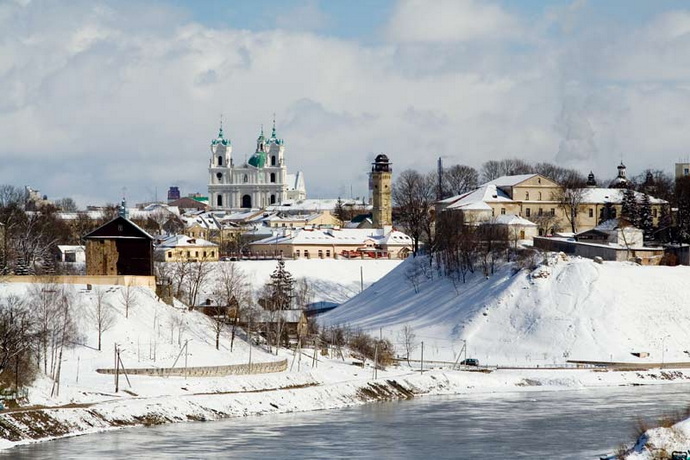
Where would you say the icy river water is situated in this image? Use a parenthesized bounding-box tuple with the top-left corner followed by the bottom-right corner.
(4, 383, 690, 459)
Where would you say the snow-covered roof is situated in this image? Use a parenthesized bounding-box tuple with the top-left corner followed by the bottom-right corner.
(484, 174, 538, 187)
(156, 234, 218, 249)
(494, 214, 537, 227)
(250, 228, 412, 248)
(580, 188, 667, 205)
(267, 199, 369, 213)
(57, 245, 85, 253)
(444, 184, 513, 211)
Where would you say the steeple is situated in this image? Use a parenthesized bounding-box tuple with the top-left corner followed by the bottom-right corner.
(586, 171, 597, 187)
(271, 114, 276, 139)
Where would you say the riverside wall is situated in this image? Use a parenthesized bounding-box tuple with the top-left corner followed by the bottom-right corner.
(96, 359, 288, 377)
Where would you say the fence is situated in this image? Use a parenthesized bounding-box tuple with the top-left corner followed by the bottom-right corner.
(96, 359, 288, 378)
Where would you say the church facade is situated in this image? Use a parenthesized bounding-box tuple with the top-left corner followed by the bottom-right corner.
(208, 121, 306, 210)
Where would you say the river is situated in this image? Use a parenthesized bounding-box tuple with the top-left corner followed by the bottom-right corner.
(4, 383, 690, 459)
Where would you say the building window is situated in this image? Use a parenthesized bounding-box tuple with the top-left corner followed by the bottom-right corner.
(501, 208, 506, 215)
(491, 209, 495, 217)
(186, 251, 190, 257)
(304, 250, 310, 259)
(218, 156, 223, 166)
(296, 250, 300, 258)
(538, 192, 542, 200)
(271, 155, 276, 166)
(211, 251, 214, 257)
(217, 195, 223, 207)
(653, 209, 658, 218)
(589, 208, 594, 218)
(550, 208, 555, 216)
(525, 192, 530, 200)
(271, 194, 276, 204)
(538, 208, 543, 216)
(318, 250, 323, 258)
(167, 252, 172, 258)
(525, 208, 531, 217)
(203, 251, 207, 257)
(243, 174, 248, 183)
(270, 172, 276, 183)
(326, 250, 331, 258)
(195, 251, 199, 257)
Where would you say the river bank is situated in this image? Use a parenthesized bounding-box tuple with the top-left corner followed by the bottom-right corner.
(2, 362, 690, 452)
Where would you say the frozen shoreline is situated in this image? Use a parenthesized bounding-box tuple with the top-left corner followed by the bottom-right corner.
(2, 364, 690, 452)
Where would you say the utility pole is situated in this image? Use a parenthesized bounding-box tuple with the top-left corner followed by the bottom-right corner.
(360, 266, 364, 293)
(373, 342, 379, 380)
(420, 341, 424, 374)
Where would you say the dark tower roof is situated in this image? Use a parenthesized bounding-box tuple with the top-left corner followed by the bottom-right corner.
(372, 154, 392, 173)
(586, 171, 597, 187)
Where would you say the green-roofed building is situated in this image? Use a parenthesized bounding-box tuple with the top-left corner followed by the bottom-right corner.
(208, 119, 306, 210)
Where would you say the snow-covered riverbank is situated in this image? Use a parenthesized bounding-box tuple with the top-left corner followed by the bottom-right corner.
(3, 360, 690, 451)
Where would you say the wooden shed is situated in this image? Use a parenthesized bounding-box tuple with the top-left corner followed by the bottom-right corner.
(84, 216, 154, 276)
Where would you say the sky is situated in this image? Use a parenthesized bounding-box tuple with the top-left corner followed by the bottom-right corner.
(3, 0, 690, 207)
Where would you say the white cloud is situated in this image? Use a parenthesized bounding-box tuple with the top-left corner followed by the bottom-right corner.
(385, 0, 521, 43)
(0, 1, 690, 206)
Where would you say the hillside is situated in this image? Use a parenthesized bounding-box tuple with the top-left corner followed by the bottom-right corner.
(322, 254, 690, 366)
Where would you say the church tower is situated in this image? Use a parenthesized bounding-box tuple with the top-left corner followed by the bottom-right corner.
(208, 121, 232, 208)
(371, 154, 392, 228)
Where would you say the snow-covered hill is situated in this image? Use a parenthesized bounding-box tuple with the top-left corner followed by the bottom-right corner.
(322, 254, 690, 366)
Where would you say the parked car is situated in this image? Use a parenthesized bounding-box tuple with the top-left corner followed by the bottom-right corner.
(460, 358, 479, 366)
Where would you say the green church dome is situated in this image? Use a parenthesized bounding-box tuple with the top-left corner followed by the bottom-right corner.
(248, 151, 267, 168)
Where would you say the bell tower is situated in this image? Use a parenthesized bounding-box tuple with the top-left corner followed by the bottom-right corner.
(371, 154, 392, 228)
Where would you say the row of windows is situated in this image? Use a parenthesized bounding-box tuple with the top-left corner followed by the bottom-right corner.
(167, 250, 215, 259)
(524, 192, 544, 200)
(215, 172, 278, 183)
(218, 155, 280, 167)
(295, 249, 331, 259)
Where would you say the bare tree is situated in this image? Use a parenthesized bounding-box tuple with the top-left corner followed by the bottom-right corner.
(0, 295, 41, 389)
(89, 288, 116, 351)
(480, 159, 533, 183)
(119, 281, 138, 319)
(552, 173, 587, 233)
(28, 283, 62, 373)
(212, 262, 249, 350)
(294, 277, 314, 309)
(392, 170, 436, 254)
(442, 164, 478, 198)
(183, 260, 213, 307)
(397, 324, 418, 364)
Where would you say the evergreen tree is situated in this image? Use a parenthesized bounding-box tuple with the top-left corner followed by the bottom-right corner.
(266, 260, 295, 310)
(334, 197, 347, 224)
(620, 189, 639, 224)
(638, 193, 654, 239)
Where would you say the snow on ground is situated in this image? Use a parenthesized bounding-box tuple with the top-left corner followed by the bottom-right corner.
(322, 254, 690, 366)
(0, 259, 399, 408)
(5, 256, 690, 452)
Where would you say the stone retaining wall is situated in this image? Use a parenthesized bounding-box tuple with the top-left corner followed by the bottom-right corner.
(96, 359, 287, 377)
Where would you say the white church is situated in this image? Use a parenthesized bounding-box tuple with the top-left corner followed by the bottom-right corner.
(208, 121, 306, 210)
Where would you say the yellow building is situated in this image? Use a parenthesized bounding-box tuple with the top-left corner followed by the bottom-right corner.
(154, 235, 219, 262)
(438, 173, 667, 236)
(265, 210, 341, 229)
